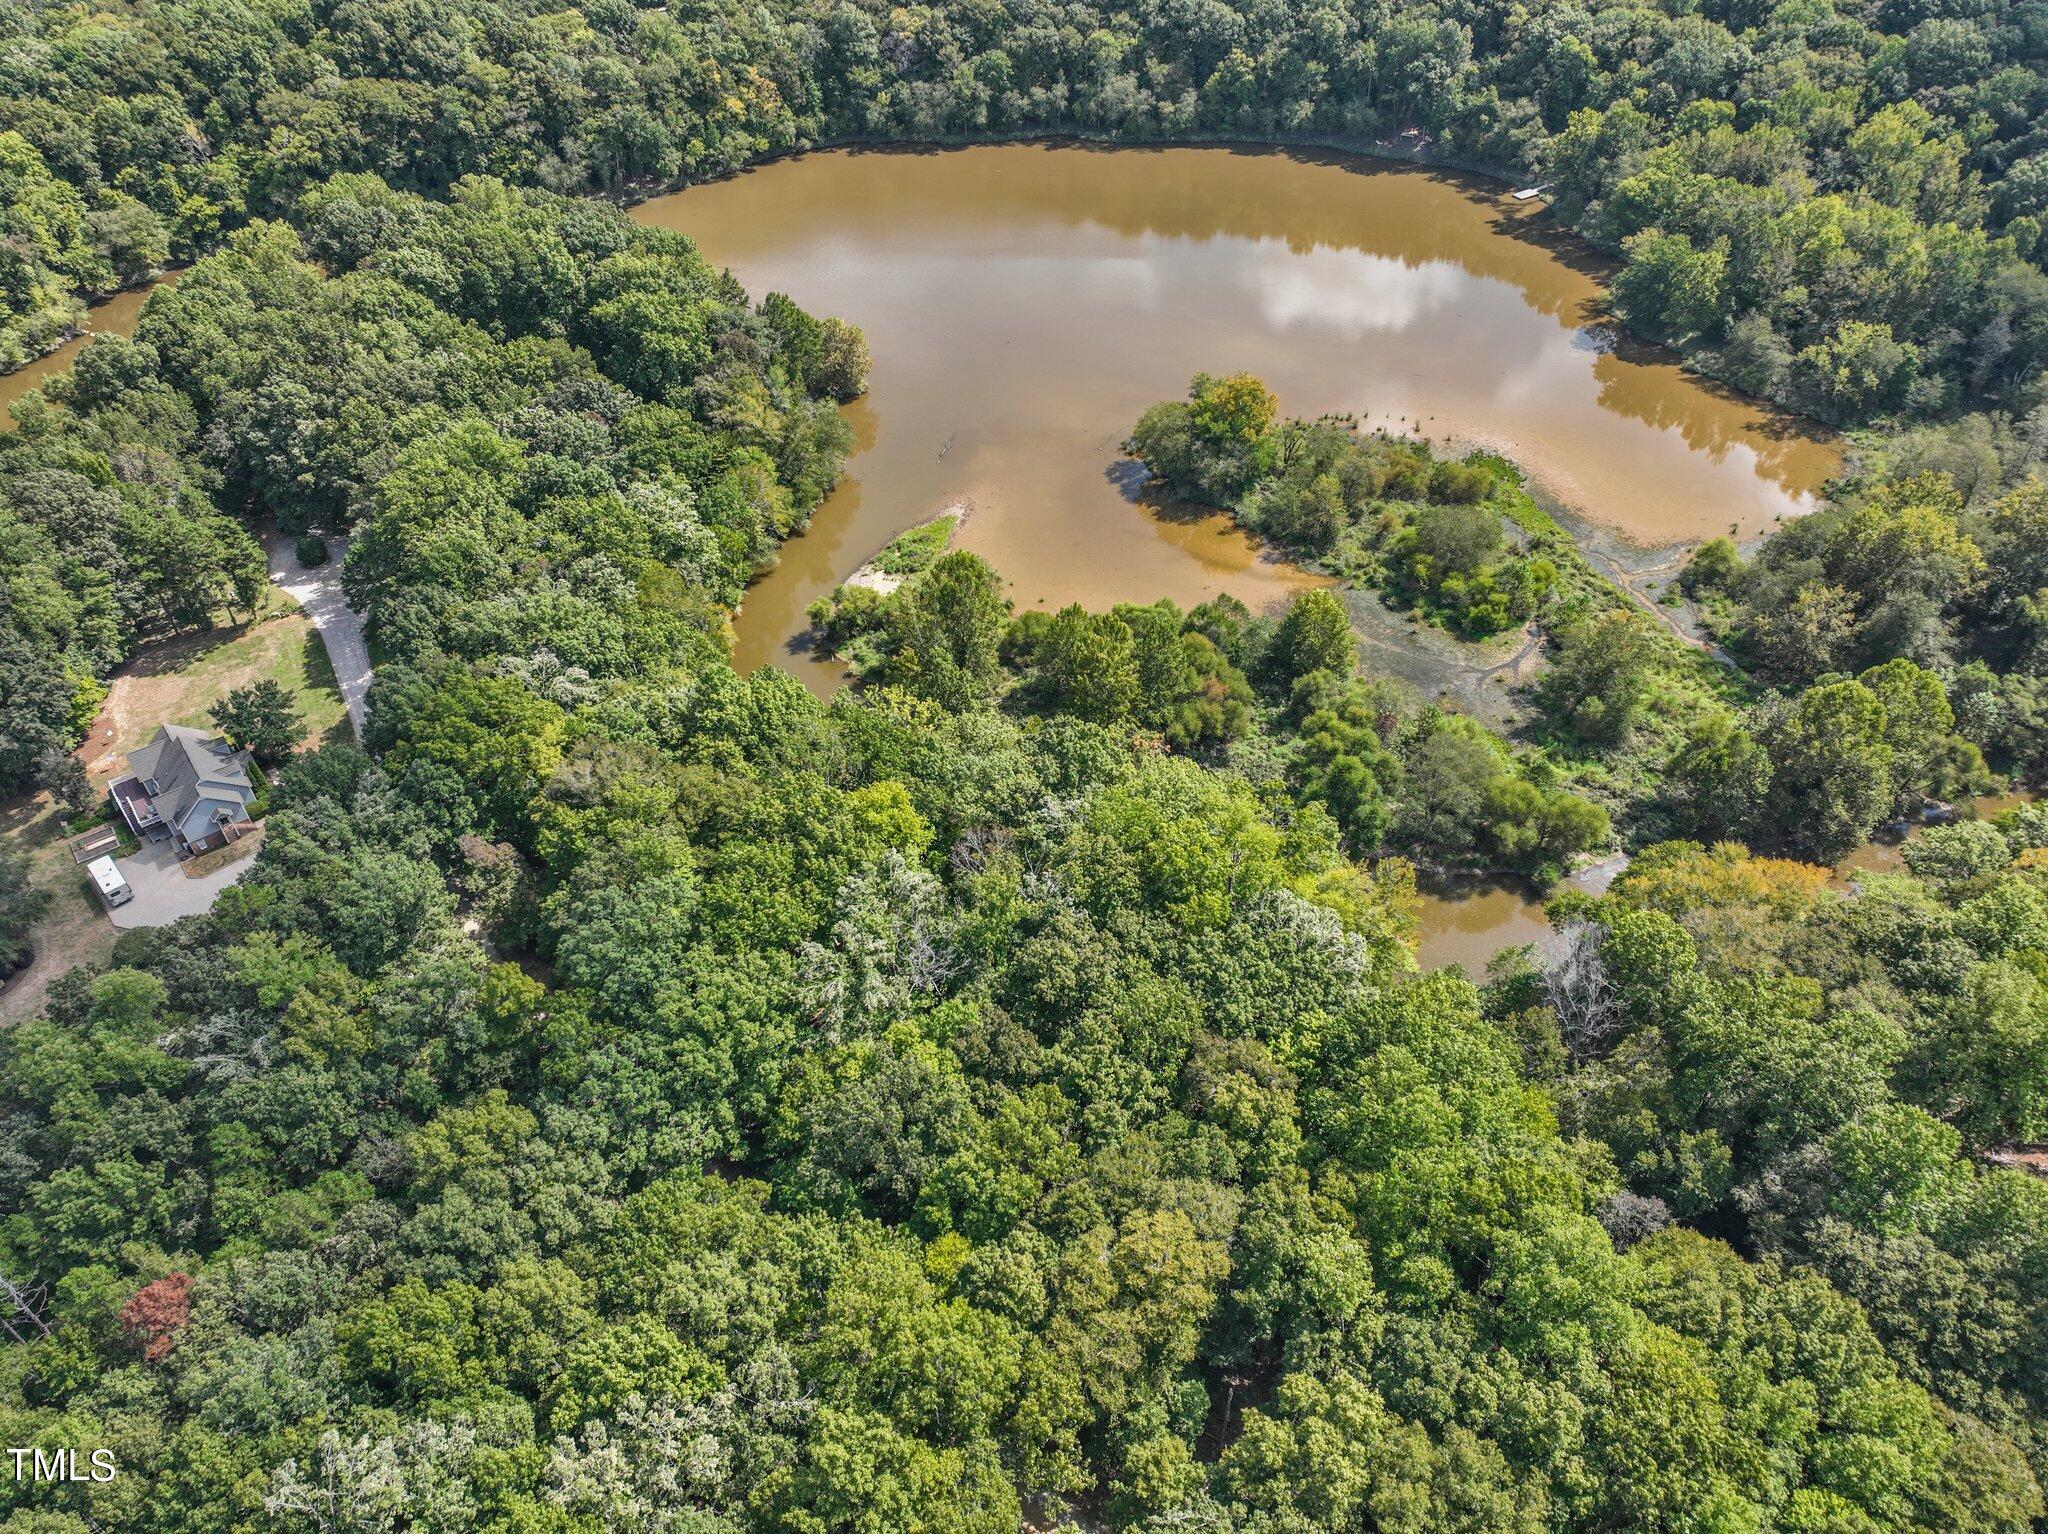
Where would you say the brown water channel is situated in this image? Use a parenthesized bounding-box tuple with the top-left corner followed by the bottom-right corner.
(7, 143, 1848, 973)
(0, 278, 173, 426)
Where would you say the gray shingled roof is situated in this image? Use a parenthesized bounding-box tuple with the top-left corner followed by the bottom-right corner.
(125, 724, 253, 827)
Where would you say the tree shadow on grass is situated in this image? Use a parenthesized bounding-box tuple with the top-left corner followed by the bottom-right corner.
(116, 621, 250, 680)
(301, 628, 342, 697)
(298, 630, 358, 746)
(0, 790, 50, 844)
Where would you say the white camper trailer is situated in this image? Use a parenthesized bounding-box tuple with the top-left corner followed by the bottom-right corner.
(88, 854, 132, 908)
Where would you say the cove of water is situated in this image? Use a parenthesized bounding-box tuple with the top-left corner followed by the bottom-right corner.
(636, 142, 1840, 697)
(6, 143, 1850, 973)
(0, 278, 173, 426)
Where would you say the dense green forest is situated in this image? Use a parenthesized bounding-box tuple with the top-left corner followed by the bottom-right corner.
(0, 171, 2045, 1534)
(1688, 468, 2048, 777)
(3, 3, 2048, 1529)
(808, 535, 1613, 882)
(4, 0, 2048, 425)
(1129, 371, 2015, 860)
(0, 167, 859, 799)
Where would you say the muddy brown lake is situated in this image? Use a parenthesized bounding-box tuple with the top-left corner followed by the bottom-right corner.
(636, 141, 1841, 691)
(639, 141, 1844, 969)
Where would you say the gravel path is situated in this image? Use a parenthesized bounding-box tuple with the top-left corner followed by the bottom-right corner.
(268, 533, 368, 739)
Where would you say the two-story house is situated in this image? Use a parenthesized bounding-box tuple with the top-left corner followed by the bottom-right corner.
(109, 724, 258, 858)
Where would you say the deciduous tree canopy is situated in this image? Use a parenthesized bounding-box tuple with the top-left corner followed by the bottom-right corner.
(0, 170, 2041, 1534)
(7, 0, 2048, 431)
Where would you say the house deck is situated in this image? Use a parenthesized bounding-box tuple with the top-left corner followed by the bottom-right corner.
(109, 775, 164, 838)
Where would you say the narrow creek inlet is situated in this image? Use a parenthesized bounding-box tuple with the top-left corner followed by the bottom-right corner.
(0, 278, 173, 426)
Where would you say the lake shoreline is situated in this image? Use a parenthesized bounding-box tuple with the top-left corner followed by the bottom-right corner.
(0, 268, 176, 379)
(6, 129, 1832, 473)
(657, 143, 1836, 687)
(639, 129, 1839, 451)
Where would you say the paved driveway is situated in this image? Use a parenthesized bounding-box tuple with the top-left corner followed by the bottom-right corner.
(268, 533, 368, 739)
(106, 837, 254, 929)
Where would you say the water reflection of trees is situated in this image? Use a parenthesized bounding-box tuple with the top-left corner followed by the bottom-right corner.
(675, 142, 1836, 496)
(752, 142, 1603, 321)
(1590, 349, 1839, 488)
(673, 142, 1840, 568)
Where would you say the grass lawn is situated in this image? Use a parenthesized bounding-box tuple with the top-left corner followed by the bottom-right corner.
(2, 577, 348, 1023)
(80, 582, 349, 781)
(0, 791, 118, 1024)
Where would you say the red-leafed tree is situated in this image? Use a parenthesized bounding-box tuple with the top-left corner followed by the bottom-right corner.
(119, 1273, 192, 1362)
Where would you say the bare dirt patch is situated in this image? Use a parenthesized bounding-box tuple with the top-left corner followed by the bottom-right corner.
(81, 586, 345, 782)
